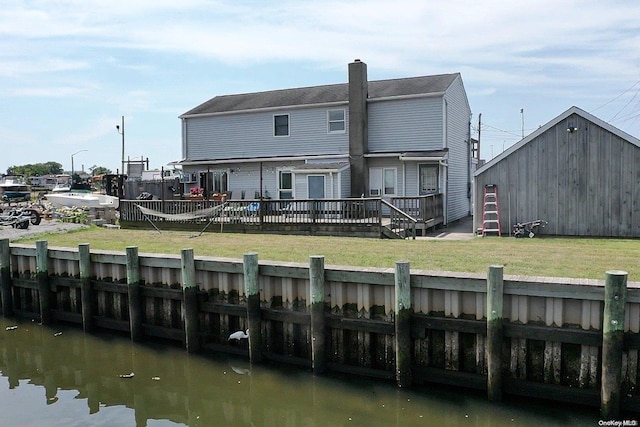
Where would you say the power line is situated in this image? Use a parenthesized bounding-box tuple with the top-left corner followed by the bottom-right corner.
(592, 80, 640, 112)
(609, 86, 640, 121)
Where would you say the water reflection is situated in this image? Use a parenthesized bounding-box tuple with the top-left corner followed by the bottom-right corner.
(0, 318, 599, 426)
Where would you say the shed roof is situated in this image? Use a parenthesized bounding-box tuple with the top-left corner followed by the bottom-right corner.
(474, 106, 640, 176)
(181, 73, 460, 117)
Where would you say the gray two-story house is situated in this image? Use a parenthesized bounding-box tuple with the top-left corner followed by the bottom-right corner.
(176, 60, 472, 225)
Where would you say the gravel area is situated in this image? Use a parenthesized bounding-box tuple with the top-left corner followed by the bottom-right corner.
(0, 219, 89, 241)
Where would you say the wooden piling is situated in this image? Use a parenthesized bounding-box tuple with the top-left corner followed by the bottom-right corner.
(36, 240, 52, 324)
(395, 261, 412, 387)
(0, 239, 12, 317)
(181, 248, 200, 352)
(309, 255, 326, 374)
(601, 270, 627, 420)
(126, 246, 142, 341)
(79, 243, 93, 332)
(244, 252, 262, 363)
(486, 265, 504, 401)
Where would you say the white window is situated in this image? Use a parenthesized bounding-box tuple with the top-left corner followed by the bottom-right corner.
(369, 167, 397, 196)
(419, 164, 439, 195)
(327, 109, 345, 133)
(274, 114, 289, 137)
(278, 170, 293, 199)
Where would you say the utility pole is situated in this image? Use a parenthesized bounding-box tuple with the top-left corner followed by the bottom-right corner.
(116, 116, 125, 175)
(477, 113, 482, 160)
(520, 108, 524, 139)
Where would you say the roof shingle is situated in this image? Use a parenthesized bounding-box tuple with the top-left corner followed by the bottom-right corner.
(181, 73, 459, 117)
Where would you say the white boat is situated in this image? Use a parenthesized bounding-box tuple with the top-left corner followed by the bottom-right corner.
(50, 174, 72, 192)
(51, 183, 72, 192)
(45, 192, 120, 209)
(0, 175, 31, 202)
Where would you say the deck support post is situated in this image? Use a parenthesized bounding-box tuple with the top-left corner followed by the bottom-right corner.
(79, 243, 93, 332)
(126, 246, 142, 341)
(0, 239, 13, 317)
(487, 265, 504, 401)
(310, 255, 326, 374)
(36, 240, 52, 325)
(244, 252, 262, 363)
(601, 270, 628, 420)
(182, 248, 200, 352)
(395, 260, 412, 387)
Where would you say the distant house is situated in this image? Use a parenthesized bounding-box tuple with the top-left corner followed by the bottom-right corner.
(474, 106, 640, 237)
(177, 60, 472, 224)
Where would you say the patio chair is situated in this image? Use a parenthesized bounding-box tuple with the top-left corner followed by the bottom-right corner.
(244, 202, 260, 216)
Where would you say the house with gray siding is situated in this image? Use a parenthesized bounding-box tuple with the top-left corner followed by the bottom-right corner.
(474, 106, 640, 237)
(177, 60, 472, 224)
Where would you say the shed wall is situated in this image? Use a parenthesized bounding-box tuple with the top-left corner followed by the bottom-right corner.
(474, 113, 640, 237)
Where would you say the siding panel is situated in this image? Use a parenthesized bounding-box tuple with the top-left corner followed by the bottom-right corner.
(185, 107, 349, 161)
(368, 98, 443, 152)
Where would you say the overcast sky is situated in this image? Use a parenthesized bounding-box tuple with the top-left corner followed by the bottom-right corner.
(1, 0, 639, 174)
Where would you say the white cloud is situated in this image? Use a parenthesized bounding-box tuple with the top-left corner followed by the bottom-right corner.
(1, 0, 639, 170)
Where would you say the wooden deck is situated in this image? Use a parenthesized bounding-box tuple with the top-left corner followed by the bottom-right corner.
(119, 195, 444, 238)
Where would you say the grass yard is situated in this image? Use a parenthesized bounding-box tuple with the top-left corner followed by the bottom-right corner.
(13, 226, 640, 281)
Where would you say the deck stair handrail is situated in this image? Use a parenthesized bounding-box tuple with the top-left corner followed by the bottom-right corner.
(381, 199, 417, 239)
(390, 193, 444, 226)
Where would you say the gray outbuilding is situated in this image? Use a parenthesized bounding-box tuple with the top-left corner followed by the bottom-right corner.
(474, 106, 640, 237)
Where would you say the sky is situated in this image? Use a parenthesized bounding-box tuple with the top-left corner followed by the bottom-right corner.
(1, 0, 639, 175)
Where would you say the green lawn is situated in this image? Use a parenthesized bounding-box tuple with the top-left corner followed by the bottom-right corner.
(14, 226, 640, 280)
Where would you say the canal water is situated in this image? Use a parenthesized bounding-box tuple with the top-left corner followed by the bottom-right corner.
(0, 318, 601, 426)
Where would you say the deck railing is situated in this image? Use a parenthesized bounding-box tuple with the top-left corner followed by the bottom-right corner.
(120, 197, 384, 226)
(119, 194, 444, 238)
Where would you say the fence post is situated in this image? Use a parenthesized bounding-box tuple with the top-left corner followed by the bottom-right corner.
(36, 240, 52, 325)
(601, 270, 628, 420)
(395, 260, 412, 387)
(487, 265, 504, 401)
(310, 255, 326, 374)
(244, 252, 262, 363)
(79, 243, 93, 332)
(126, 246, 142, 342)
(1, 239, 12, 317)
(181, 248, 200, 352)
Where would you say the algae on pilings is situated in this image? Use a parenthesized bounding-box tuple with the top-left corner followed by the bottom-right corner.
(486, 265, 504, 402)
(36, 240, 52, 325)
(395, 261, 412, 387)
(310, 255, 326, 374)
(601, 270, 627, 420)
(1, 239, 13, 317)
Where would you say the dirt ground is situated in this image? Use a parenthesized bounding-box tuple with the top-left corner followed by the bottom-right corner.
(0, 219, 88, 242)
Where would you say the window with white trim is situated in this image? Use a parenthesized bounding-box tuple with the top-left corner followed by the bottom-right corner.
(419, 164, 439, 195)
(327, 109, 345, 133)
(278, 170, 293, 199)
(369, 167, 397, 196)
(274, 114, 289, 137)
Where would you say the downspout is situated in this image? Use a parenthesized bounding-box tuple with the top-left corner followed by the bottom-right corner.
(443, 98, 448, 225)
(467, 112, 472, 216)
(330, 172, 334, 198)
(402, 161, 406, 196)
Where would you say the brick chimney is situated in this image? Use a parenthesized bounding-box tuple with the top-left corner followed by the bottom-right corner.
(348, 59, 368, 197)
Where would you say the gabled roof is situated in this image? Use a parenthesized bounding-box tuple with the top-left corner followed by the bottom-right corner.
(180, 73, 460, 117)
(474, 106, 640, 176)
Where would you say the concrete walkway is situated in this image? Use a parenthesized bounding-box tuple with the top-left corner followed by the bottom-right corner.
(418, 215, 476, 240)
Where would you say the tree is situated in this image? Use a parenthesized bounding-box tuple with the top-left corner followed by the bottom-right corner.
(89, 165, 112, 176)
(7, 162, 64, 177)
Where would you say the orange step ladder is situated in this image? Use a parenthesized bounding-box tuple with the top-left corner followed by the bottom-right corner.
(482, 184, 501, 236)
